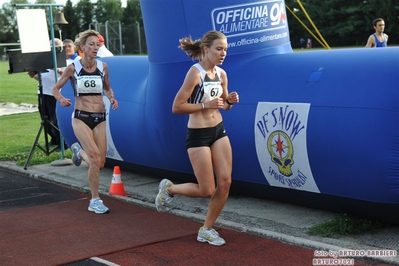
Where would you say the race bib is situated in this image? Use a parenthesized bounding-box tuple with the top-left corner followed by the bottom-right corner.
(77, 76, 102, 94)
(203, 81, 222, 102)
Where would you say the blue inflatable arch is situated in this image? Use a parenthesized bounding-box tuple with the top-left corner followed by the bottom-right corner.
(57, 0, 399, 223)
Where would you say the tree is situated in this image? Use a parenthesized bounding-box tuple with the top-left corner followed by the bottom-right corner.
(286, 0, 399, 47)
(1, 0, 397, 55)
(122, 0, 141, 26)
(121, 0, 145, 54)
(364, 0, 399, 44)
(95, 0, 122, 23)
(0, 0, 30, 44)
(75, 0, 94, 33)
(62, 0, 79, 40)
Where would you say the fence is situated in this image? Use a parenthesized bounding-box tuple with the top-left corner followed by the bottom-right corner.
(90, 21, 147, 55)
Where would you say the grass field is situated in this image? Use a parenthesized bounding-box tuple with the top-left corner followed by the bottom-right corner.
(0, 60, 72, 165)
(0, 61, 38, 104)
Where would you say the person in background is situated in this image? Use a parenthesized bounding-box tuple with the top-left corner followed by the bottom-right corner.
(63, 39, 80, 64)
(52, 39, 82, 149)
(300, 37, 305, 49)
(97, 34, 114, 57)
(28, 38, 64, 150)
(365, 18, 388, 48)
(52, 30, 118, 214)
(155, 30, 239, 246)
(56, 39, 81, 76)
(307, 38, 312, 48)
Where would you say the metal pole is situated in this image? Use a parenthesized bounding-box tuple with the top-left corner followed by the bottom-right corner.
(105, 21, 109, 49)
(47, 6, 67, 160)
(136, 21, 142, 54)
(118, 21, 122, 55)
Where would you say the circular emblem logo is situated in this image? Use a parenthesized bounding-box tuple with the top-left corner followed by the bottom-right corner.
(267, 130, 294, 177)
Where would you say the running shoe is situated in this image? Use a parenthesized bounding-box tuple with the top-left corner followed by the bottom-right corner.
(88, 198, 109, 214)
(197, 227, 226, 246)
(155, 179, 173, 213)
(71, 142, 83, 166)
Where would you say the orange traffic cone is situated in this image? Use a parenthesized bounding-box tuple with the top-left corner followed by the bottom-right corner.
(109, 166, 126, 196)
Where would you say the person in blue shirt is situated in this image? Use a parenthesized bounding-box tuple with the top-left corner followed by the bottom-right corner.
(365, 18, 388, 48)
(63, 39, 80, 64)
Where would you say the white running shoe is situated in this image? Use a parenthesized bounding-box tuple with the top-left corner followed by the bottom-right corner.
(88, 198, 109, 214)
(71, 142, 83, 166)
(155, 179, 173, 212)
(197, 227, 226, 246)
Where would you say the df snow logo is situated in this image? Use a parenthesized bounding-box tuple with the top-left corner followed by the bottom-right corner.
(267, 130, 293, 177)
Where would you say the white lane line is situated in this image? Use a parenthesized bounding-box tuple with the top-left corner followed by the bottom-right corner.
(90, 257, 121, 266)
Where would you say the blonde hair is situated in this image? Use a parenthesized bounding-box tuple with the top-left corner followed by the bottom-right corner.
(179, 30, 226, 60)
(74, 30, 99, 53)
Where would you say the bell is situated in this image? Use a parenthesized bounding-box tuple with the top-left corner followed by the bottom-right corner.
(54, 10, 68, 25)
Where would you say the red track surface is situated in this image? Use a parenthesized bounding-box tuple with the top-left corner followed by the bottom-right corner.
(0, 195, 387, 266)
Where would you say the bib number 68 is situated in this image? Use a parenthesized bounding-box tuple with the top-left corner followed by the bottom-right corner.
(84, 80, 96, 87)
